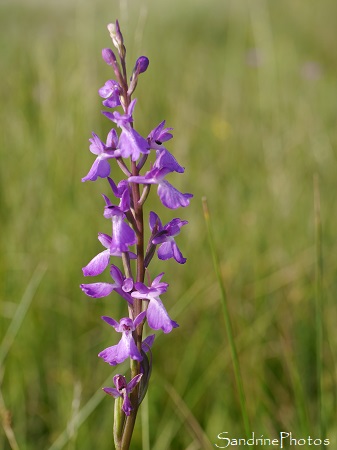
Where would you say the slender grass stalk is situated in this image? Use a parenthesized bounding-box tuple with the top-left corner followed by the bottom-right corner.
(0, 264, 47, 368)
(0, 264, 46, 449)
(0, 390, 20, 450)
(313, 174, 324, 439)
(202, 197, 251, 439)
(48, 370, 121, 450)
(280, 336, 311, 436)
(165, 382, 214, 450)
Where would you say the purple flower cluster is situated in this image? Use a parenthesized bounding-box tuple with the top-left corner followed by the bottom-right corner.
(80, 20, 192, 421)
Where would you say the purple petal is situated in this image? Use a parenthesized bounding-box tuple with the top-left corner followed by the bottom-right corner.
(102, 193, 113, 208)
(152, 230, 169, 244)
(142, 335, 155, 352)
(98, 233, 112, 249)
(157, 241, 173, 260)
(102, 110, 118, 123)
(148, 120, 165, 139)
(154, 149, 184, 173)
(122, 278, 133, 292)
(132, 282, 150, 298)
(111, 249, 137, 260)
(110, 265, 124, 286)
(118, 317, 135, 332)
(80, 282, 115, 298)
(106, 128, 119, 148)
(98, 344, 124, 365)
(119, 188, 131, 212)
(103, 98, 120, 108)
(147, 121, 173, 149)
(98, 334, 142, 365)
(114, 288, 134, 305)
(127, 98, 137, 116)
(126, 373, 143, 393)
(89, 133, 105, 155)
(152, 272, 166, 286)
(82, 158, 111, 182)
(98, 80, 121, 108)
(128, 174, 156, 185)
(147, 297, 179, 333)
(165, 218, 188, 235)
(149, 211, 162, 232)
(112, 216, 136, 250)
(101, 316, 120, 329)
(157, 180, 193, 209)
(107, 177, 119, 196)
(133, 310, 146, 328)
(121, 393, 133, 416)
(82, 249, 110, 276)
(172, 241, 186, 264)
(118, 128, 150, 161)
(102, 387, 120, 398)
(113, 374, 127, 390)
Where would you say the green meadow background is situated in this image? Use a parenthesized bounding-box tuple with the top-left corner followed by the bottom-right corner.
(1, 0, 336, 448)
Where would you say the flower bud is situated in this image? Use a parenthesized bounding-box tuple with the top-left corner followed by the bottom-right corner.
(101, 49, 123, 87)
(107, 20, 125, 58)
(102, 48, 117, 66)
(135, 56, 149, 74)
(127, 56, 150, 97)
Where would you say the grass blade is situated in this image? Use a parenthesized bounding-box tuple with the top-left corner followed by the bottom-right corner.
(313, 174, 324, 438)
(48, 370, 120, 450)
(202, 197, 251, 438)
(0, 263, 47, 369)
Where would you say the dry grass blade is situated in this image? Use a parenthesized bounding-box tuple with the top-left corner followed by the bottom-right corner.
(165, 382, 214, 450)
(0, 390, 20, 450)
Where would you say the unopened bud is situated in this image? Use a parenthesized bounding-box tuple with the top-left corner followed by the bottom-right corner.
(102, 48, 117, 66)
(107, 20, 124, 52)
(127, 56, 150, 97)
(135, 56, 149, 74)
(102, 48, 123, 87)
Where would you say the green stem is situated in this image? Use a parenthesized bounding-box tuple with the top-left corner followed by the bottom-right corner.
(113, 397, 125, 449)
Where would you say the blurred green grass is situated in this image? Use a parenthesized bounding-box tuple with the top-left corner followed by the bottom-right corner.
(1, 0, 337, 448)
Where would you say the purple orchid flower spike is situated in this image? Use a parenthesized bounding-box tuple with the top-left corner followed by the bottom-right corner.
(102, 194, 136, 253)
(147, 121, 173, 150)
(98, 311, 146, 365)
(132, 273, 178, 333)
(80, 20, 191, 448)
(149, 212, 188, 264)
(102, 99, 150, 161)
(80, 264, 134, 304)
(82, 129, 120, 182)
(128, 149, 193, 209)
(103, 374, 142, 416)
(82, 233, 136, 277)
(98, 79, 121, 108)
